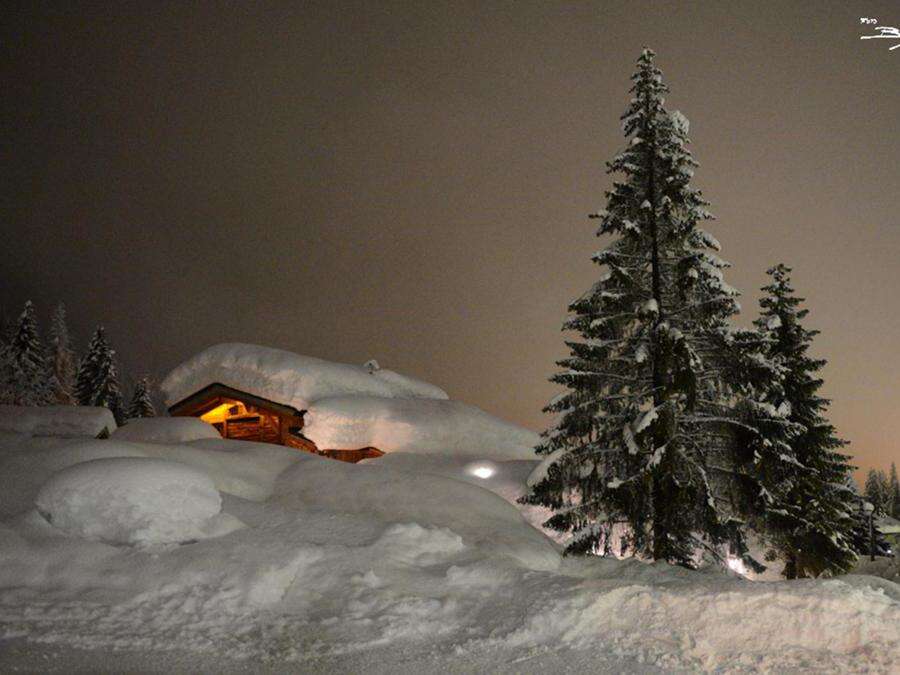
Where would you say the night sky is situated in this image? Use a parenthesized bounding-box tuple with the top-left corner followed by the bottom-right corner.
(3, 2, 898, 478)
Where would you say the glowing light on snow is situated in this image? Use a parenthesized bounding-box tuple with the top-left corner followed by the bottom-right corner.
(727, 556, 748, 576)
(465, 461, 497, 479)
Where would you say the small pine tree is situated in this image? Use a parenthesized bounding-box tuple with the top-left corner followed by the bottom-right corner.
(126, 377, 156, 420)
(753, 264, 857, 578)
(75, 327, 125, 425)
(48, 303, 77, 405)
(2, 301, 52, 406)
(845, 475, 890, 557)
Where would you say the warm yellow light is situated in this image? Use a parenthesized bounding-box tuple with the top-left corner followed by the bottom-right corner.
(200, 401, 245, 424)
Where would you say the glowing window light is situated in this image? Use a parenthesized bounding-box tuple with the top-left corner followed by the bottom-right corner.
(464, 461, 497, 479)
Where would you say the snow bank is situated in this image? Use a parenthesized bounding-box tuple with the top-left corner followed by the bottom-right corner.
(112, 417, 221, 444)
(0, 405, 115, 438)
(304, 396, 540, 460)
(0, 438, 149, 519)
(35, 457, 240, 546)
(0, 436, 304, 519)
(2, 432, 899, 672)
(273, 457, 560, 569)
(141, 437, 307, 501)
(161, 343, 448, 410)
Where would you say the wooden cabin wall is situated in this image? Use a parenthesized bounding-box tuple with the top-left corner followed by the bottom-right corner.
(169, 387, 382, 463)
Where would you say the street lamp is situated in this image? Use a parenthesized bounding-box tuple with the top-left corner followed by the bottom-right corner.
(862, 501, 875, 562)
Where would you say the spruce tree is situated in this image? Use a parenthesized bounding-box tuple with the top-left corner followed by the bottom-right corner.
(522, 49, 786, 568)
(126, 377, 156, 420)
(75, 326, 125, 425)
(753, 264, 856, 577)
(864, 469, 888, 515)
(3, 301, 52, 405)
(48, 303, 77, 405)
(845, 475, 890, 557)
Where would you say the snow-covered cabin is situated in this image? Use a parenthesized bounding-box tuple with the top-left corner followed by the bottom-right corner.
(165, 381, 331, 454)
(161, 343, 539, 463)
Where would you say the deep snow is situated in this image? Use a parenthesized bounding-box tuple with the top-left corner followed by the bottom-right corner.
(1, 422, 898, 672)
(160, 343, 449, 410)
(35, 457, 242, 546)
(159, 343, 540, 461)
(111, 416, 222, 444)
(0, 404, 115, 438)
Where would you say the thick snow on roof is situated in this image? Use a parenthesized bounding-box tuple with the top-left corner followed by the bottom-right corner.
(161, 343, 448, 410)
(0, 405, 116, 438)
(304, 396, 539, 460)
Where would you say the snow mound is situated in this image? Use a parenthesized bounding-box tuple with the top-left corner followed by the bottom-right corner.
(141, 437, 309, 501)
(0, 405, 116, 438)
(304, 396, 540, 460)
(161, 343, 448, 410)
(1, 433, 899, 672)
(35, 457, 241, 546)
(274, 457, 560, 570)
(112, 417, 221, 444)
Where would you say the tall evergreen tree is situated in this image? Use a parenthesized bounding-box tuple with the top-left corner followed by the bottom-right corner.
(889, 463, 900, 519)
(75, 326, 124, 425)
(48, 303, 77, 405)
(1, 300, 52, 405)
(753, 264, 857, 577)
(126, 377, 156, 420)
(522, 49, 787, 569)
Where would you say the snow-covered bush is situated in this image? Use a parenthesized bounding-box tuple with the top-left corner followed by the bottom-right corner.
(35, 457, 241, 546)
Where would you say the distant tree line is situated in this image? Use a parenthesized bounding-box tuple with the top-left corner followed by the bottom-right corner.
(0, 300, 157, 425)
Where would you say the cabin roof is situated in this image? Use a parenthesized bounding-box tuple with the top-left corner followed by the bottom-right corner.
(160, 343, 448, 412)
(167, 382, 305, 419)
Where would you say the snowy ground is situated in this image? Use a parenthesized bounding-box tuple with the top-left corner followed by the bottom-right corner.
(1, 428, 898, 673)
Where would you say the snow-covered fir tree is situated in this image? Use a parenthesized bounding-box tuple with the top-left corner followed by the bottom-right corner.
(864, 469, 889, 516)
(75, 326, 125, 424)
(126, 377, 156, 420)
(753, 264, 857, 577)
(844, 474, 890, 557)
(522, 49, 789, 568)
(1, 300, 52, 406)
(48, 302, 77, 405)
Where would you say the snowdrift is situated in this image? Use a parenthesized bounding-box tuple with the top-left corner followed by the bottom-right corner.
(35, 457, 241, 546)
(112, 417, 221, 444)
(160, 343, 448, 410)
(0, 405, 115, 438)
(304, 396, 540, 459)
(0, 432, 898, 673)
